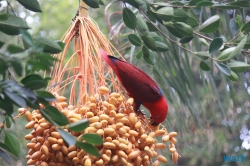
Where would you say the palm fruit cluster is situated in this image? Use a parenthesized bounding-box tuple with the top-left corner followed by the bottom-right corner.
(22, 86, 179, 166)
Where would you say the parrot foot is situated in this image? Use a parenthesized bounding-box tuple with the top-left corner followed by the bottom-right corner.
(135, 109, 146, 115)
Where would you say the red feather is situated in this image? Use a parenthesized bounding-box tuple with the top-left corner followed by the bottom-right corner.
(101, 49, 168, 124)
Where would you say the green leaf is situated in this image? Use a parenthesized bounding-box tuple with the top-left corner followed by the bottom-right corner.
(57, 128, 76, 147)
(136, 50, 142, 59)
(180, 36, 193, 43)
(228, 71, 239, 81)
(42, 106, 69, 126)
(199, 38, 209, 46)
(0, 41, 4, 48)
(0, 14, 29, 35)
(173, 22, 193, 37)
(194, 52, 210, 60)
(215, 63, 231, 76)
(143, 50, 155, 65)
(146, 22, 158, 31)
(83, 0, 99, 8)
(227, 61, 250, 73)
(226, 35, 247, 60)
(3, 90, 26, 108)
(82, 133, 103, 145)
(36, 91, 56, 102)
(142, 45, 149, 58)
(229, 18, 239, 35)
(217, 47, 236, 61)
(200, 61, 210, 71)
(76, 142, 100, 157)
(228, 0, 250, 7)
(212, 4, 240, 9)
(17, 0, 42, 12)
(128, 34, 142, 46)
(209, 37, 223, 53)
(173, 9, 188, 22)
(148, 32, 162, 41)
(7, 44, 24, 54)
(196, 1, 213, 7)
(241, 21, 250, 33)
(123, 8, 137, 29)
(164, 22, 183, 38)
(5, 116, 12, 128)
(186, 16, 199, 28)
(199, 15, 220, 33)
(135, 0, 149, 12)
(233, 36, 250, 49)
(0, 97, 13, 115)
(35, 37, 62, 54)
(155, 41, 169, 52)
(189, 0, 202, 6)
(99, 0, 104, 5)
(155, 7, 173, 22)
(24, 80, 46, 90)
(141, 35, 157, 51)
(20, 29, 34, 49)
(4, 132, 20, 157)
(21, 74, 43, 85)
(235, 15, 243, 29)
(11, 61, 23, 76)
(136, 15, 148, 34)
(123, 0, 139, 8)
(0, 142, 12, 152)
(68, 119, 89, 132)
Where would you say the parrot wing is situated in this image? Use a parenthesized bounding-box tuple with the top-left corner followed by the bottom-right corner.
(108, 55, 162, 103)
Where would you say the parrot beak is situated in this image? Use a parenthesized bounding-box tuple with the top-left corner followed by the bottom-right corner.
(151, 121, 159, 126)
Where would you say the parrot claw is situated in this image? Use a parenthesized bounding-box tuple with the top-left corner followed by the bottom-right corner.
(135, 109, 146, 115)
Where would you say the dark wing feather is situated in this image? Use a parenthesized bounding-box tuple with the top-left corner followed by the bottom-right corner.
(109, 56, 162, 102)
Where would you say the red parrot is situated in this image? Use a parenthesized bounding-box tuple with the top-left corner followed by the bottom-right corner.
(100, 49, 168, 126)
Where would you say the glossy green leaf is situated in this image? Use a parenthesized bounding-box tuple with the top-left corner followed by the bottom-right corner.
(35, 37, 62, 54)
(227, 61, 250, 73)
(4, 132, 20, 157)
(196, 1, 213, 7)
(173, 9, 188, 22)
(36, 91, 56, 102)
(0, 41, 4, 48)
(215, 63, 231, 76)
(99, 0, 104, 5)
(241, 21, 250, 33)
(141, 35, 157, 51)
(57, 128, 76, 147)
(212, 4, 240, 9)
(136, 50, 142, 59)
(209, 37, 223, 53)
(0, 14, 29, 35)
(123, 8, 137, 29)
(83, 0, 99, 8)
(68, 119, 89, 132)
(5, 116, 12, 128)
(228, 0, 250, 7)
(226, 35, 247, 60)
(0, 142, 12, 152)
(186, 16, 199, 28)
(123, 0, 139, 8)
(24, 80, 46, 90)
(135, 0, 149, 12)
(228, 71, 239, 81)
(146, 22, 158, 31)
(233, 36, 250, 49)
(155, 41, 169, 51)
(143, 50, 155, 65)
(148, 32, 162, 41)
(142, 45, 149, 58)
(189, 0, 203, 6)
(174, 22, 193, 37)
(137, 15, 148, 34)
(199, 38, 209, 46)
(180, 36, 193, 43)
(42, 106, 69, 126)
(217, 47, 236, 61)
(128, 34, 142, 46)
(11, 61, 23, 76)
(17, 0, 42, 12)
(235, 15, 243, 29)
(82, 133, 103, 145)
(229, 18, 239, 35)
(3, 90, 26, 108)
(0, 97, 13, 115)
(7, 44, 24, 54)
(20, 29, 34, 49)
(164, 22, 183, 38)
(194, 52, 210, 61)
(200, 61, 210, 71)
(76, 142, 100, 157)
(155, 7, 173, 22)
(199, 15, 220, 33)
(21, 74, 43, 85)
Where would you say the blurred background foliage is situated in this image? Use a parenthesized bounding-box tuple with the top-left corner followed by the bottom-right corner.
(0, 0, 250, 165)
